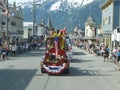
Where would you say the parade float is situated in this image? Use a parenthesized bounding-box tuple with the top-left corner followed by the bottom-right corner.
(40, 29, 71, 75)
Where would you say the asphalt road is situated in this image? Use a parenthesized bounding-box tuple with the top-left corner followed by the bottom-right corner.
(0, 47, 120, 90)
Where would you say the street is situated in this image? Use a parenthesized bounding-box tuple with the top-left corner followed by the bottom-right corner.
(0, 47, 120, 90)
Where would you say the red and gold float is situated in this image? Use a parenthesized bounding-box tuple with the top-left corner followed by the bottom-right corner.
(40, 28, 70, 75)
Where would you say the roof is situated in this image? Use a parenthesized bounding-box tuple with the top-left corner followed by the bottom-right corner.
(23, 22, 33, 26)
(10, 2, 23, 20)
(85, 15, 96, 25)
(101, 0, 113, 10)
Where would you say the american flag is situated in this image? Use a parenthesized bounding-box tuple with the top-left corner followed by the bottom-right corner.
(1, 9, 9, 16)
(1, 9, 14, 18)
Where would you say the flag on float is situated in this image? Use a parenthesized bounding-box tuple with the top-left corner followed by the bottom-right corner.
(54, 36, 58, 58)
(60, 27, 66, 35)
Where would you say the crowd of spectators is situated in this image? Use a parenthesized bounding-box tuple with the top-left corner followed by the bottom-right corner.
(0, 42, 43, 60)
(72, 39, 120, 66)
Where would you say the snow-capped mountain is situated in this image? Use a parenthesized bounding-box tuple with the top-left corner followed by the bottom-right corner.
(14, 0, 95, 10)
(49, 0, 94, 11)
(12, 0, 106, 31)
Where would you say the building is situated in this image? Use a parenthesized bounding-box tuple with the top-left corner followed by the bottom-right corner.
(23, 21, 39, 43)
(97, 25, 103, 36)
(96, 25, 104, 44)
(37, 22, 47, 43)
(85, 15, 96, 38)
(0, 1, 24, 44)
(37, 22, 46, 37)
(84, 15, 97, 44)
(0, 0, 7, 44)
(47, 16, 53, 36)
(9, 2, 24, 44)
(73, 27, 78, 38)
(101, 0, 120, 48)
(23, 22, 33, 43)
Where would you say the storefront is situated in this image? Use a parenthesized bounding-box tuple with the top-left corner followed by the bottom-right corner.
(103, 34, 111, 47)
(111, 28, 120, 47)
(101, 0, 120, 49)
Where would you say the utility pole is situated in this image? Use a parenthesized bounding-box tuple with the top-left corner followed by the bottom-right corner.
(6, 0, 9, 45)
(33, 0, 35, 36)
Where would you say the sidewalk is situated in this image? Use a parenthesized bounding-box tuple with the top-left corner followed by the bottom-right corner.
(0, 50, 33, 61)
(72, 46, 120, 71)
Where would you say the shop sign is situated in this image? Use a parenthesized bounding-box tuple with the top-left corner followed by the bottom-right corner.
(103, 30, 112, 34)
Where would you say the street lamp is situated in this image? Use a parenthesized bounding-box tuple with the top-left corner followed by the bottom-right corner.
(32, 0, 45, 41)
(6, 0, 9, 45)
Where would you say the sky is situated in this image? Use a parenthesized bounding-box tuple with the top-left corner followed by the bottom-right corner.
(9, 0, 33, 4)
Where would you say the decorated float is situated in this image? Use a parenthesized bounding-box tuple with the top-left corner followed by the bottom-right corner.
(40, 29, 71, 75)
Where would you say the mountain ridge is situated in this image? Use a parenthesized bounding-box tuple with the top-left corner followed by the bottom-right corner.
(14, 0, 106, 31)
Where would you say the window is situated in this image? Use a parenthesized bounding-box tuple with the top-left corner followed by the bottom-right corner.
(103, 18, 105, 26)
(108, 16, 111, 25)
(103, 16, 111, 26)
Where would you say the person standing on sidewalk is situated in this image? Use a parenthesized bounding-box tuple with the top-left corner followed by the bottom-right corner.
(103, 47, 109, 62)
(11, 44, 17, 57)
(96, 44, 100, 56)
(0, 46, 2, 60)
(118, 45, 120, 51)
(1, 46, 7, 60)
(116, 49, 120, 66)
(100, 44, 105, 56)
